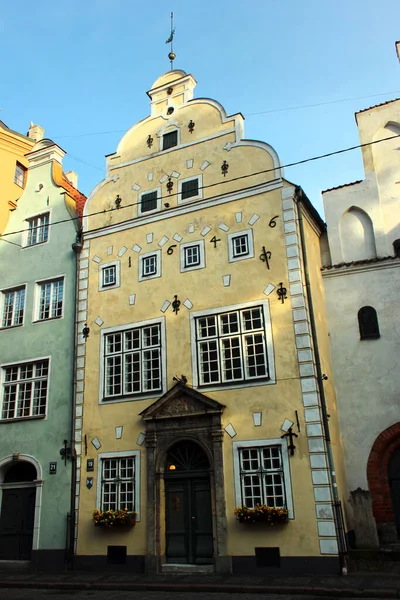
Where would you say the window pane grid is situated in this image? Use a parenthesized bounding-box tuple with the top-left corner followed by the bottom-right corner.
(102, 266, 116, 287)
(184, 245, 200, 267)
(101, 457, 135, 512)
(38, 279, 63, 320)
(27, 213, 49, 246)
(1, 360, 49, 420)
(2, 288, 25, 327)
(142, 255, 157, 277)
(104, 325, 162, 399)
(232, 234, 249, 257)
(239, 446, 286, 509)
(196, 306, 268, 386)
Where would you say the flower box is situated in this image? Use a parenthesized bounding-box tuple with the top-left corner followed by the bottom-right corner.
(93, 509, 137, 528)
(234, 504, 289, 525)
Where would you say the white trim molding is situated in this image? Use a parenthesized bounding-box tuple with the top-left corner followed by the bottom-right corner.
(138, 187, 162, 218)
(178, 174, 203, 204)
(99, 317, 167, 404)
(0, 454, 44, 551)
(180, 240, 206, 273)
(96, 450, 141, 521)
(190, 299, 275, 391)
(232, 438, 294, 518)
(98, 261, 121, 292)
(227, 228, 255, 263)
(139, 250, 162, 282)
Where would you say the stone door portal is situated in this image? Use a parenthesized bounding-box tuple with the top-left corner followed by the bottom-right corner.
(165, 441, 213, 564)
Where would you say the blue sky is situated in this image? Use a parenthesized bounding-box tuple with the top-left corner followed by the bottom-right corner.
(1, 0, 399, 217)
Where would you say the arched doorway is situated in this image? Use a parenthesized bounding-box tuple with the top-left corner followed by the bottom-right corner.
(388, 448, 400, 537)
(367, 423, 400, 543)
(164, 440, 213, 564)
(0, 461, 37, 560)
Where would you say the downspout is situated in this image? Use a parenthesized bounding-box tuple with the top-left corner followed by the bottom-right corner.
(294, 186, 348, 574)
(68, 228, 82, 568)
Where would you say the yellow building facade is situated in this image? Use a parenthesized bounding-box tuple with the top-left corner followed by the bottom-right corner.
(0, 121, 37, 234)
(75, 70, 347, 574)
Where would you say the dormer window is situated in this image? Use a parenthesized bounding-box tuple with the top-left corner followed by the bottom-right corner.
(138, 188, 161, 216)
(162, 130, 178, 150)
(182, 178, 199, 200)
(178, 175, 203, 204)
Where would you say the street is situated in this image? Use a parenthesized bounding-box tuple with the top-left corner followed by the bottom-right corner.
(0, 592, 384, 600)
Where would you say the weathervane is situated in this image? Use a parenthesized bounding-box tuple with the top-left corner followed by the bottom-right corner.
(165, 12, 176, 70)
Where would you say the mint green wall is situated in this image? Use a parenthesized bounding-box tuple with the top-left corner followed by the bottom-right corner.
(0, 155, 78, 552)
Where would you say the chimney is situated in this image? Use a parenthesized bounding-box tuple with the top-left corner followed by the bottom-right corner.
(28, 122, 45, 142)
(65, 171, 78, 189)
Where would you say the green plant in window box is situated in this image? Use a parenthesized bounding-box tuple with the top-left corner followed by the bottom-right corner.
(92, 508, 137, 528)
(234, 504, 289, 524)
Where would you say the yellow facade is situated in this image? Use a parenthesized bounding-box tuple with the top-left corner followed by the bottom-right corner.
(75, 70, 346, 574)
(0, 121, 34, 234)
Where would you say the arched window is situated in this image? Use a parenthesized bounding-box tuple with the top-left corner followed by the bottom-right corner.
(358, 306, 380, 340)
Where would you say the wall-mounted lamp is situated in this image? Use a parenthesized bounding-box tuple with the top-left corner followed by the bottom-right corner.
(115, 195, 122, 209)
(82, 323, 90, 341)
(188, 120, 195, 133)
(281, 418, 298, 456)
(60, 439, 72, 466)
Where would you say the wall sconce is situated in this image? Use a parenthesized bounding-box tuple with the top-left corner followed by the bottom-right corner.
(147, 135, 154, 148)
(188, 120, 195, 133)
(115, 195, 121, 209)
(82, 323, 90, 341)
(221, 160, 229, 177)
(281, 418, 298, 456)
(60, 439, 72, 466)
(166, 177, 174, 194)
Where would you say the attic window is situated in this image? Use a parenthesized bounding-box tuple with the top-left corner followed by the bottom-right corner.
(162, 130, 178, 150)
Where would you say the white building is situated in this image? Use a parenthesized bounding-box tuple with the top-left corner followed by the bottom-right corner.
(321, 44, 400, 548)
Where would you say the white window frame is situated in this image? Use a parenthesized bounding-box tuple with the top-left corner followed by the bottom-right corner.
(178, 174, 203, 204)
(96, 450, 141, 521)
(33, 276, 65, 322)
(139, 250, 161, 282)
(0, 285, 26, 329)
(160, 128, 180, 152)
(233, 438, 294, 518)
(180, 240, 205, 273)
(190, 300, 275, 390)
(99, 317, 167, 404)
(99, 261, 120, 292)
(138, 187, 161, 217)
(0, 356, 51, 422)
(228, 228, 255, 263)
(23, 211, 51, 248)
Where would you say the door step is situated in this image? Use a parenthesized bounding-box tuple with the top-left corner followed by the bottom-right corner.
(162, 563, 213, 574)
(0, 560, 30, 571)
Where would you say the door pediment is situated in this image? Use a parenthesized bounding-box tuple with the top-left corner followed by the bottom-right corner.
(139, 382, 225, 421)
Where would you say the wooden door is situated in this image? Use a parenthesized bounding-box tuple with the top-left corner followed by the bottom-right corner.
(0, 487, 36, 560)
(166, 477, 213, 564)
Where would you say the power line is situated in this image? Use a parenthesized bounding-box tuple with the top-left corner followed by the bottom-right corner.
(245, 90, 400, 117)
(51, 91, 400, 139)
(1, 132, 399, 240)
